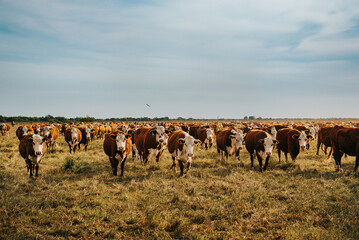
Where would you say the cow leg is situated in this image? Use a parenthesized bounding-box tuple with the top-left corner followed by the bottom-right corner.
(278, 149, 281, 163)
(236, 150, 240, 166)
(26, 159, 31, 175)
(355, 155, 359, 172)
(225, 150, 229, 161)
(68, 144, 72, 154)
(179, 161, 185, 176)
(284, 152, 288, 162)
(327, 147, 333, 160)
(29, 161, 33, 178)
(263, 156, 270, 171)
(333, 151, 343, 172)
(170, 156, 177, 173)
(256, 152, 263, 172)
(120, 157, 127, 177)
(324, 146, 328, 155)
(110, 157, 118, 176)
(85, 144, 88, 151)
(316, 142, 321, 155)
(35, 164, 39, 177)
(205, 143, 208, 150)
(217, 148, 221, 161)
(250, 153, 254, 168)
(143, 150, 149, 165)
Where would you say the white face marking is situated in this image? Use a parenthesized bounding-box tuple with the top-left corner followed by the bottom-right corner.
(155, 126, 166, 143)
(22, 126, 28, 135)
(71, 128, 78, 141)
(228, 130, 245, 154)
(270, 127, 277, 140)
(115, 132, 126, 151)
(32, 134, 44, 160)
(85, 127, 91, 139)
(177, 133, 197, 162)
(43, 126, 51, 137)
(309, 127, 316, 140)
(263, 135, 275, 155)
(298, 131, 307, 149)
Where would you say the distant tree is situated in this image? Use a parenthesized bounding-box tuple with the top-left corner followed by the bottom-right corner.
(248, 116, 255, 120)
(243, 116, 248, 120)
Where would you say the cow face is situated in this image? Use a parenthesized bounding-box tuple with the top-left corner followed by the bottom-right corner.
(152, 126, 166, 144)
(22, 126, 29, 136)
(43, 126, 52, 137)
(85, 127, 91, 140)
(206, 129, 215, 145)
(293, 131, 307, 150)
(71, 128, 78, 142)
(178, 134, 201, 161)
(270, 127, 277, 140)
(112, 132, 128, 152)
(230, 130, 245, 151)
(259, 136, 278, 156)
(28, 134, 46, 158)
(308, 127, 316, 140)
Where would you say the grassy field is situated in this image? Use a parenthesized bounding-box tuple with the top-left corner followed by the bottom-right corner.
(0, 125, 358, 239)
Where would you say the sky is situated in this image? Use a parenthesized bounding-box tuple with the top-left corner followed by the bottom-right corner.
(0, 0, 358, 119)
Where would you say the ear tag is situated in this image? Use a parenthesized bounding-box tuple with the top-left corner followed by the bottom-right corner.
(151, 132, 155, 136)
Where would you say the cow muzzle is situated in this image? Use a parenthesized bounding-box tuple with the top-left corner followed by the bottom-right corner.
(266, 152, 271, 156)
(35, 151, 42, 156)
(118, 146, 125, 152)
(300, 146, 305, 151)
(188, 153, 193, 158)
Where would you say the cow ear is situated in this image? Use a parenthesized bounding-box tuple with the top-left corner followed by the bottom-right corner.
(151, 130, 156, 136)
(292, 134, 299, 140)
(178, 138, 185, 144)
(165, 130, 171, 135)
(273, 139, 278, 144)
(42, 137, 48, 143)
(111, 134, 117, 139)
(258, 139, 264, 144)
(307, 135, 313, 140)
(125, 134, 132, 139)
(194, 139, 201, 144)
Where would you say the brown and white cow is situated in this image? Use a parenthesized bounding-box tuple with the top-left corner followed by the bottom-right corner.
(331, 127, 359, 172)
(245, 130, 278, 171)
(197, 127, 215, 150)
(16, 125, 34, 140)
(64, 127, 82, 153)
(276, 128, 309, 162)
(316, 126, 344, 158)
(103, 131, 132, 176)
(0, 123, 10, 136)
(42, 125, 59, 149)
(133, 126, 167, 165)
(78, 126, 92, 151)
(19, 134, 47, 177)
(167, 130, 201, 176)
(216, 128, 245, 164)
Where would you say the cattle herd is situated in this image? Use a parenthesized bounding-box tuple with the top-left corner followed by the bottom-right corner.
(0, 120, 359, 178)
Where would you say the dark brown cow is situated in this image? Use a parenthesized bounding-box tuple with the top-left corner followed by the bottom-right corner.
(276, 128, 309, 162)
(245, 130, 278, 171)
(316, 126, 344, 158)
(19, 134, 47, 177)
(330, 127, 358, 171)
(216, 128, 245, 164)
(167, 130, 200, 176)
(64, 127, 82, 153)
(133, 126, 167, 165)
(16, 125, 34, 140)
(103, 131, 132, 176)
(196, 127, 215, 150)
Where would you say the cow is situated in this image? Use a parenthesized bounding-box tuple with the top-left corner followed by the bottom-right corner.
(197, 127, 215, 150)
(19, 134, 47, 177)
(16, 125, 34, 140)
(103, 131, 132, 176)
(276, 128, 309, 162)
(0, 123, 10, 136)
(316, 126, 344, 158)
(330, 127, 359, 172)
(216, 128, 245, 164)
(245, 130, 278, 171)
(64, 127, 82, 153)
(78, 126, 92, 150)
(42, 125, 59, 149)
(133, 126, 167, 165)
(167, 130, 201, 176)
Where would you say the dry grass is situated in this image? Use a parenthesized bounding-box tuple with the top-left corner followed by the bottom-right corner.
(0, 125, 358, 239)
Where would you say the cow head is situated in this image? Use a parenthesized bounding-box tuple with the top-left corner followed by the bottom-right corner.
(151, 126, 167, 144)
(22, 126, 29, 136)
(205, 128, 215, 147)
(28, 134, 46, 160)
(111, 132, 130, 153)
(178, 134, 201, 160)
(270, 126, 277, 140)
(292, 131, 307, 150)
(85, 127, 91, 140)
(258, 135, 278, 156)
(229, 130, 246, 151)
(71, 128, 78, 143)
(42, 126, 52, 138)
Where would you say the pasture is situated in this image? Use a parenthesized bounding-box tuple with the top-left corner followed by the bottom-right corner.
(0, 124, 358, 239)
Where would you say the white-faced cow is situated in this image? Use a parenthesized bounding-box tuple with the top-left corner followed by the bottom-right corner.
(64, 127, 82, 153)
(216, 128, 246, 164)
(167, 130, 201, 176)
(276, 128, 309, 162)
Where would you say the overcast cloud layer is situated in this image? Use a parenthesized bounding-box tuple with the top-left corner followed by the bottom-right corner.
(0, 0, 358, 119)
